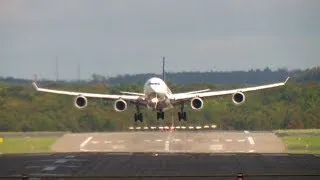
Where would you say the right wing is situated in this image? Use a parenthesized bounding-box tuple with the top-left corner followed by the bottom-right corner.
(170, 77, 290, 102)
(32, 82, 141, 101)
(173, 89, 211, 96)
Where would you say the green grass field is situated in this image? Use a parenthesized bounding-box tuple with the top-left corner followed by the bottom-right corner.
(0, 137, 57, 154)
(282, 136, 320, 154)
(274, 129, 320, 154)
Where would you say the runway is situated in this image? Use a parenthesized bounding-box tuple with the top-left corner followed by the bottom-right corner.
(52, 130, 285, 153)
(0, 130, 319, 179)
(0, 152, 319, 179)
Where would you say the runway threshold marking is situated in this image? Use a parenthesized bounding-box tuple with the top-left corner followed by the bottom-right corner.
(80, 136, 93, 148)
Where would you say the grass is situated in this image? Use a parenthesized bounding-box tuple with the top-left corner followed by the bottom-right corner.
(273, 129, 320, 154)
(0, 137, 57, 154)
(274, 129, 320, 136)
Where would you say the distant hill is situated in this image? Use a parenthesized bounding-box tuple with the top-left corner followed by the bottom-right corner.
(1, 67, 320, 85)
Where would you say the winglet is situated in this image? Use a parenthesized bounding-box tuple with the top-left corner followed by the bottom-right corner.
(284, 77, 290, 84)
(32, 74, 39, 90)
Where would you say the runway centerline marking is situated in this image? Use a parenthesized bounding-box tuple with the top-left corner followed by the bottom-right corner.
(247, 136, 255, 145)
(164, 131, 173, 152)
(244, 130, 250, 134)
(80, 136, 93, 148)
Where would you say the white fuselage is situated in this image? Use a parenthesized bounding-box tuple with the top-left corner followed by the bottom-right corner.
(143, 77, 172, 110)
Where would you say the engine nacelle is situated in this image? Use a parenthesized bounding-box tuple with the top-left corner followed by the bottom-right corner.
(114, 99, 127, 112)
(74, 95, 88, 109)
(190, 97, 204, 110)
(232, 92, 246, 105)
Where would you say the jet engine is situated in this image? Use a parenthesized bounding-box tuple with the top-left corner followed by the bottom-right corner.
(232, 92, 245, 105)
(114, 99, 127, 112)
(190, 97, 204, 110)
(74, 95, 88, 109)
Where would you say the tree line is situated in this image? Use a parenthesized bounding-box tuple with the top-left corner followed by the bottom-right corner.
(0, 67, 319, 132)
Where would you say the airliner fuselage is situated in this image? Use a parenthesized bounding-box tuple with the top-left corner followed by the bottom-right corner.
(143, 77, 172, 110)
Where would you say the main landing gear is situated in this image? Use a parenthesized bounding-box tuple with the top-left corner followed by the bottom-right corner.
(178, 103, 187, 121)
(157, 110, 164, 120)
(134, 105, 143, 122)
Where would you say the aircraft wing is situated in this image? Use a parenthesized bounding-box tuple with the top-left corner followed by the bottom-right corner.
(32, 82, 141, 101)
(173, 89, 211, 96)
(170, 77, 290, 101)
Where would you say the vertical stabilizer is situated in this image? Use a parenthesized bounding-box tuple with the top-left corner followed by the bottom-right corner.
(162, 56, 165, 82)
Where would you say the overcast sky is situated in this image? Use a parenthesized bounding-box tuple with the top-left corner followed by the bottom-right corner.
(1, 0, 319, 80)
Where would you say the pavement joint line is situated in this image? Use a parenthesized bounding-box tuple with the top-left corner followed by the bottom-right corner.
(80, 136, 93, 148)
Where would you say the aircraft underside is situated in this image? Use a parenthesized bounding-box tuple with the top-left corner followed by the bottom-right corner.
(133, 102, 187, 122)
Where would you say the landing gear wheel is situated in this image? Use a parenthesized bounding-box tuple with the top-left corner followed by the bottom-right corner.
(183, 112, 187, 121)
(134, 112, 143, 122)
(139, 113, 143, 122)
(178, 112, 187, 121)
(157, 111, 165, 120)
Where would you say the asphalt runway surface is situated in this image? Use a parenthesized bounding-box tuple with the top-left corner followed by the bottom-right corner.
(52, 130, 285, 153)
(0, 152, 319, 179)
(0, 131, 319, 179)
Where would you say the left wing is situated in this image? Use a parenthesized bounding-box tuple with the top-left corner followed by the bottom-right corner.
(32, 82, 141, 101)
(170, 77, 290, 101)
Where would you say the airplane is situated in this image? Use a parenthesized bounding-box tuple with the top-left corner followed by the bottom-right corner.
(32, 57, 290, 122)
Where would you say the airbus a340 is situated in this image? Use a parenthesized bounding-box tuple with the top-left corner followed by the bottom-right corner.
(32, 58, 289, 122)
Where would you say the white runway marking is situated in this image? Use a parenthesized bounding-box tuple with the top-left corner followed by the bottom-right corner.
(165, 129, 173, 152)
(249, 150, 255, 153)
(247, 137, 255, 145)
(237, 139, 246, 142)
(54, 159, 68, 164)
(117, 140, 125, 143)
(244, 130, 250, 134)
(209, 144, 223, 151)
(80, 137, 93, 148)
(112, 145, 125, 150)
(155, 139, 163, 142)
(164, 141, 170, 151)
(173, 138, 181, 142)
(144, 139, 151, 142)
(225, 139, 232, 142)
(42, 166, 56, 171)
(104, 141, 112, 144)
(91, 141, 99, 144)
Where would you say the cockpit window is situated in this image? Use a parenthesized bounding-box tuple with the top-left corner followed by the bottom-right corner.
(148, 82, 160, 85)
